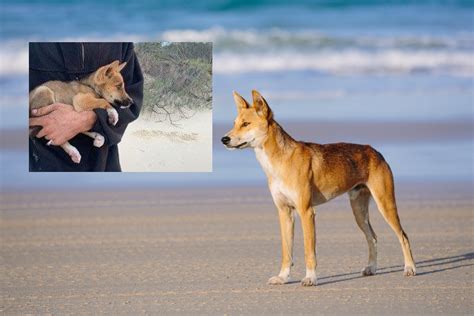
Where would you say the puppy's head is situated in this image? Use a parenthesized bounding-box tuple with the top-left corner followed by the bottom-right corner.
(93, 60, 133, 109)
(221, 90, 273, 150)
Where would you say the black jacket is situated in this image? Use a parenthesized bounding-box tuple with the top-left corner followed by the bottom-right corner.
(29, 42, 144, 171)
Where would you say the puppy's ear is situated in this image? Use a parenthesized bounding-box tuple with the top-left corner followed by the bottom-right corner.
(233, 91, 249, 112)
(117, 61, 127, 72)
(252, 90, 272, 120)
(108, 60, 120, 69)
(95, 64, 110, 82)
(105, 60, 120, 78)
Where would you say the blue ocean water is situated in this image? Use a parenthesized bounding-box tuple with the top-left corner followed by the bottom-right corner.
(0, 1, 472, 189)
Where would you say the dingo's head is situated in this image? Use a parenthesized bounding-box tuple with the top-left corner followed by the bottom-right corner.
(93, 60, 133, 109)
(221, 90, 273, 150)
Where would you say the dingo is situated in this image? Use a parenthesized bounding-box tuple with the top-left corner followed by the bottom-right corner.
(29, 60, 133, 163)
(221, 90, 416, 286)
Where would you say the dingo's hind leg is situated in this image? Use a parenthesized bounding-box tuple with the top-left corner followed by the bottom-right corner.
(367, 163, 416, 276)
(60, 142, 81, 164)
(82, 131, 105, 147)
(29, 86, 56, 136)
(29, 86, 55, 110)
(349, 185, 377, 276)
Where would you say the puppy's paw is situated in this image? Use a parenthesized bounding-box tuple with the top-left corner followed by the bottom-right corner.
(267, 276, 287, 285)
(107, 108, 119, 126)
(404, 265, 416, 277)
(69, 148, 81, 164)
(361, 265, 377, 276)
(93, 134, 105, 147)
(301, 276, 317, 287)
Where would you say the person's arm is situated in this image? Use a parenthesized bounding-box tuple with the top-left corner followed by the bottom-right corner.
(29, 104, 97, 146)
(90, 43, 144, 146)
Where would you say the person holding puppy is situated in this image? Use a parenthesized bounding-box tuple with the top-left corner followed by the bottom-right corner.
(29, 42, 144, 171)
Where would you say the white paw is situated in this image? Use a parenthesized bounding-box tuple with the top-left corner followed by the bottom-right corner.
(107, 108, 119, 126)
(93, 134, 105, 147)
(301, 276, 317, 287)
(69, 148, 81, 164)
(361, 265, 377, 276)
(268, 276, 288, 285)
(404, 265, 416, 277)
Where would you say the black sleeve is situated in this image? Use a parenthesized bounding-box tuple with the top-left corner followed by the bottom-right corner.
(90, 43, 144, 146)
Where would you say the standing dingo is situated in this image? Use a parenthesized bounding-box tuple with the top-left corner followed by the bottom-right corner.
(221, 90, 416, 286)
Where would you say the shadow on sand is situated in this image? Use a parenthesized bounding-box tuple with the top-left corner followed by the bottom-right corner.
(315, 252, 474, 286)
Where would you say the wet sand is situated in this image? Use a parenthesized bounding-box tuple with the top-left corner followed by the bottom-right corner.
(1, 182, 472, 314)
(4, 119, 471, 151)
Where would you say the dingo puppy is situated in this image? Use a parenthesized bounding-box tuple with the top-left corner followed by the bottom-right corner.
(221, 90, 416, 286)
(29, 60, 133, 163)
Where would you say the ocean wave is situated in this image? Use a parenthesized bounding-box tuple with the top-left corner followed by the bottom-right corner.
(157, 28, 474, 75)
(214, 50, 474, 75)
(162, 27, 474, 51)
(2, 29, 473, 76)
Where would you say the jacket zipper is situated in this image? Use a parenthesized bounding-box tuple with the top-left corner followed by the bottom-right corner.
(81, 43, 85, 70)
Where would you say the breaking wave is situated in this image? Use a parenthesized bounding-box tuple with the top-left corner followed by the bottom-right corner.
(213, 50, 474, 75)
(2, 28, 473, 76)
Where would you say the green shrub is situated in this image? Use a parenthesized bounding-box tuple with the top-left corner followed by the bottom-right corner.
(135, 42, 212, 124)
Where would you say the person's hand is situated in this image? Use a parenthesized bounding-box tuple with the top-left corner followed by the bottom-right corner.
(29, 103, 97, 146)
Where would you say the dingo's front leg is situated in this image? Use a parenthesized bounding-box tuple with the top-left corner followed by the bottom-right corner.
(105, 106, 119, 126)
(299, 205, 317, 286)
(268, 204, 294, 285)
(73, 93, 118, 126)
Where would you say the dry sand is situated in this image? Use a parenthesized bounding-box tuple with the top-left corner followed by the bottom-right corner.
(1, 182, 472, 315)
(119, 110, 212, 172)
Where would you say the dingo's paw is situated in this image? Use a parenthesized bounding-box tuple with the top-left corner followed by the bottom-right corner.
(301, 276, 317, 287)
(93, 134, 105, 147)
(404, 265, 416, 277)
(69, 148, 81, 164)
(107, 108, 119, 126)
(361, 265, 377, 276)
(267, 276, 288, 285)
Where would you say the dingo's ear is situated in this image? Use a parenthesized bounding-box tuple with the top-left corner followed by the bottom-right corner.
(252, 90, 272, 120)
(95, 61, 121, 82)
(108, 60, 120, 68)
(233, 91, 249, 112)
(117, 61, 127, 72)
(102, 61, 120, 79)
(95, 63, 112, 82)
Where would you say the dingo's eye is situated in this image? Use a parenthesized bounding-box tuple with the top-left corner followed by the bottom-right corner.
(116, 85, 122, 89)
(241, 122, 250, 127)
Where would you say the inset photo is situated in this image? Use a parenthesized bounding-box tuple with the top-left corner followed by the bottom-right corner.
(28, 42, 212, 172)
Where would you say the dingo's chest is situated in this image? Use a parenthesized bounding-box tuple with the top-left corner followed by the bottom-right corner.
(255, 148, 298, 206)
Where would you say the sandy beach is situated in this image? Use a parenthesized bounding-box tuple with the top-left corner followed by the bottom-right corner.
(1, 182, 472, 315)
(119, 110, 212, 172)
